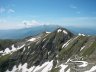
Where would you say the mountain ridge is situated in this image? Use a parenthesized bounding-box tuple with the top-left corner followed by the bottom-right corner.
(0, 27, 96, 72)
(0, 25, 96, 39)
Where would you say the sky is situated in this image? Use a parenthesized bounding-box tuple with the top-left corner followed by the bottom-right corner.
(0, 0, 96, 29)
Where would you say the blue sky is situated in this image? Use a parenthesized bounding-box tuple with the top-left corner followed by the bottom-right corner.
(0, 0, 96, 29)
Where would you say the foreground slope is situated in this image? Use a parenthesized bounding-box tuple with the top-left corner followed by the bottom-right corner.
(0, 27, 96, 72)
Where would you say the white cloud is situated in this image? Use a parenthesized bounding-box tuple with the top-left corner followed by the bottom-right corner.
(0, 19, 51, 30)
(8, 9, 15, 13)
(0, 7, 15, 14)
(0, 7, 5, 13)
(31, 20, 41, 25)
(22, 20, 43, 28)
(0, 21, 25, 30)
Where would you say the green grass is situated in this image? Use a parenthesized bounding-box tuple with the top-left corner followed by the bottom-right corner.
(0, 39, 17, 50)
(0, 54, 11, 64)
(82, 41, 96, 57)
(51, 67, 60, 72)
(58, 36, 88, 61)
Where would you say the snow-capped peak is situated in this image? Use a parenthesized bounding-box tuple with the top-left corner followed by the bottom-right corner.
(78, 33, 85, 36)
(57, 29, 62, 33)
(46, 32, 51, 34)
(63, 30, 68, 34)
(57, 29, 68, 34)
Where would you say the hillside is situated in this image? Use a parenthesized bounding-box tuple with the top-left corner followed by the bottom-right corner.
(0, 27, 96, 72)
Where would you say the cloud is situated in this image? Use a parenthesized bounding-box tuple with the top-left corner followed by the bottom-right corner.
(0, 7, 5, 13)
(8, 9, 15, 13)
(31, 20, 40, 25)
(0, 20, 25, 30)
(70, 5, 77, 9)
(22, 20, 42, 28)
(0, 19, 50, 30)
(0, 7, 15, 14)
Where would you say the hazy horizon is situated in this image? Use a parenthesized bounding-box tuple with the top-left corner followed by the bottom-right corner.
(0, 0, 96, 29)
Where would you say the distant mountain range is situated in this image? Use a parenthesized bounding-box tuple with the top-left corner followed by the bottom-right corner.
(0, 27, 96, 72)
(0, 25, 96, 39)
(0, 25, 58, 39)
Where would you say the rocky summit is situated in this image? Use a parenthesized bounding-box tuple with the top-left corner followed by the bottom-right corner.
(0, 27, 96, 72)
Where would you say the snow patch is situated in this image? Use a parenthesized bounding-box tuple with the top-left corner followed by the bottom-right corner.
(62, 39, 71, 48)
(6, 60, 53, 72)
(63, 30, 68, 34)
(6, 66, 17, 72)
(78, 33, 85, 36)
(6, 63, 35, 72)
(43, 38, 46, 41)
(73, 36, 79, 40)
(11, 45, 16, 51)
(55, 60, 59, 68)
(48, 51, 50, 55)
(23, 47, 25, 52)
(65, 58, 71, 64)
(80, 46, 85, 51)
(28, 38, 36, 42)
(66, 68, 70, 72)
(0, 51, 3, 54)
(1, 44, 25, 56)
(59, 64, 68, 72)
(70, 59, 88, 67)
(28, 46, 30, 49)
(46, 32, 51, 33)
(38, 60, 53, 72)
(56, 55, 58, 58)
(62, 36, 79, 49)
(4, 48, 11, 54)
(57, 29, 62, 33)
